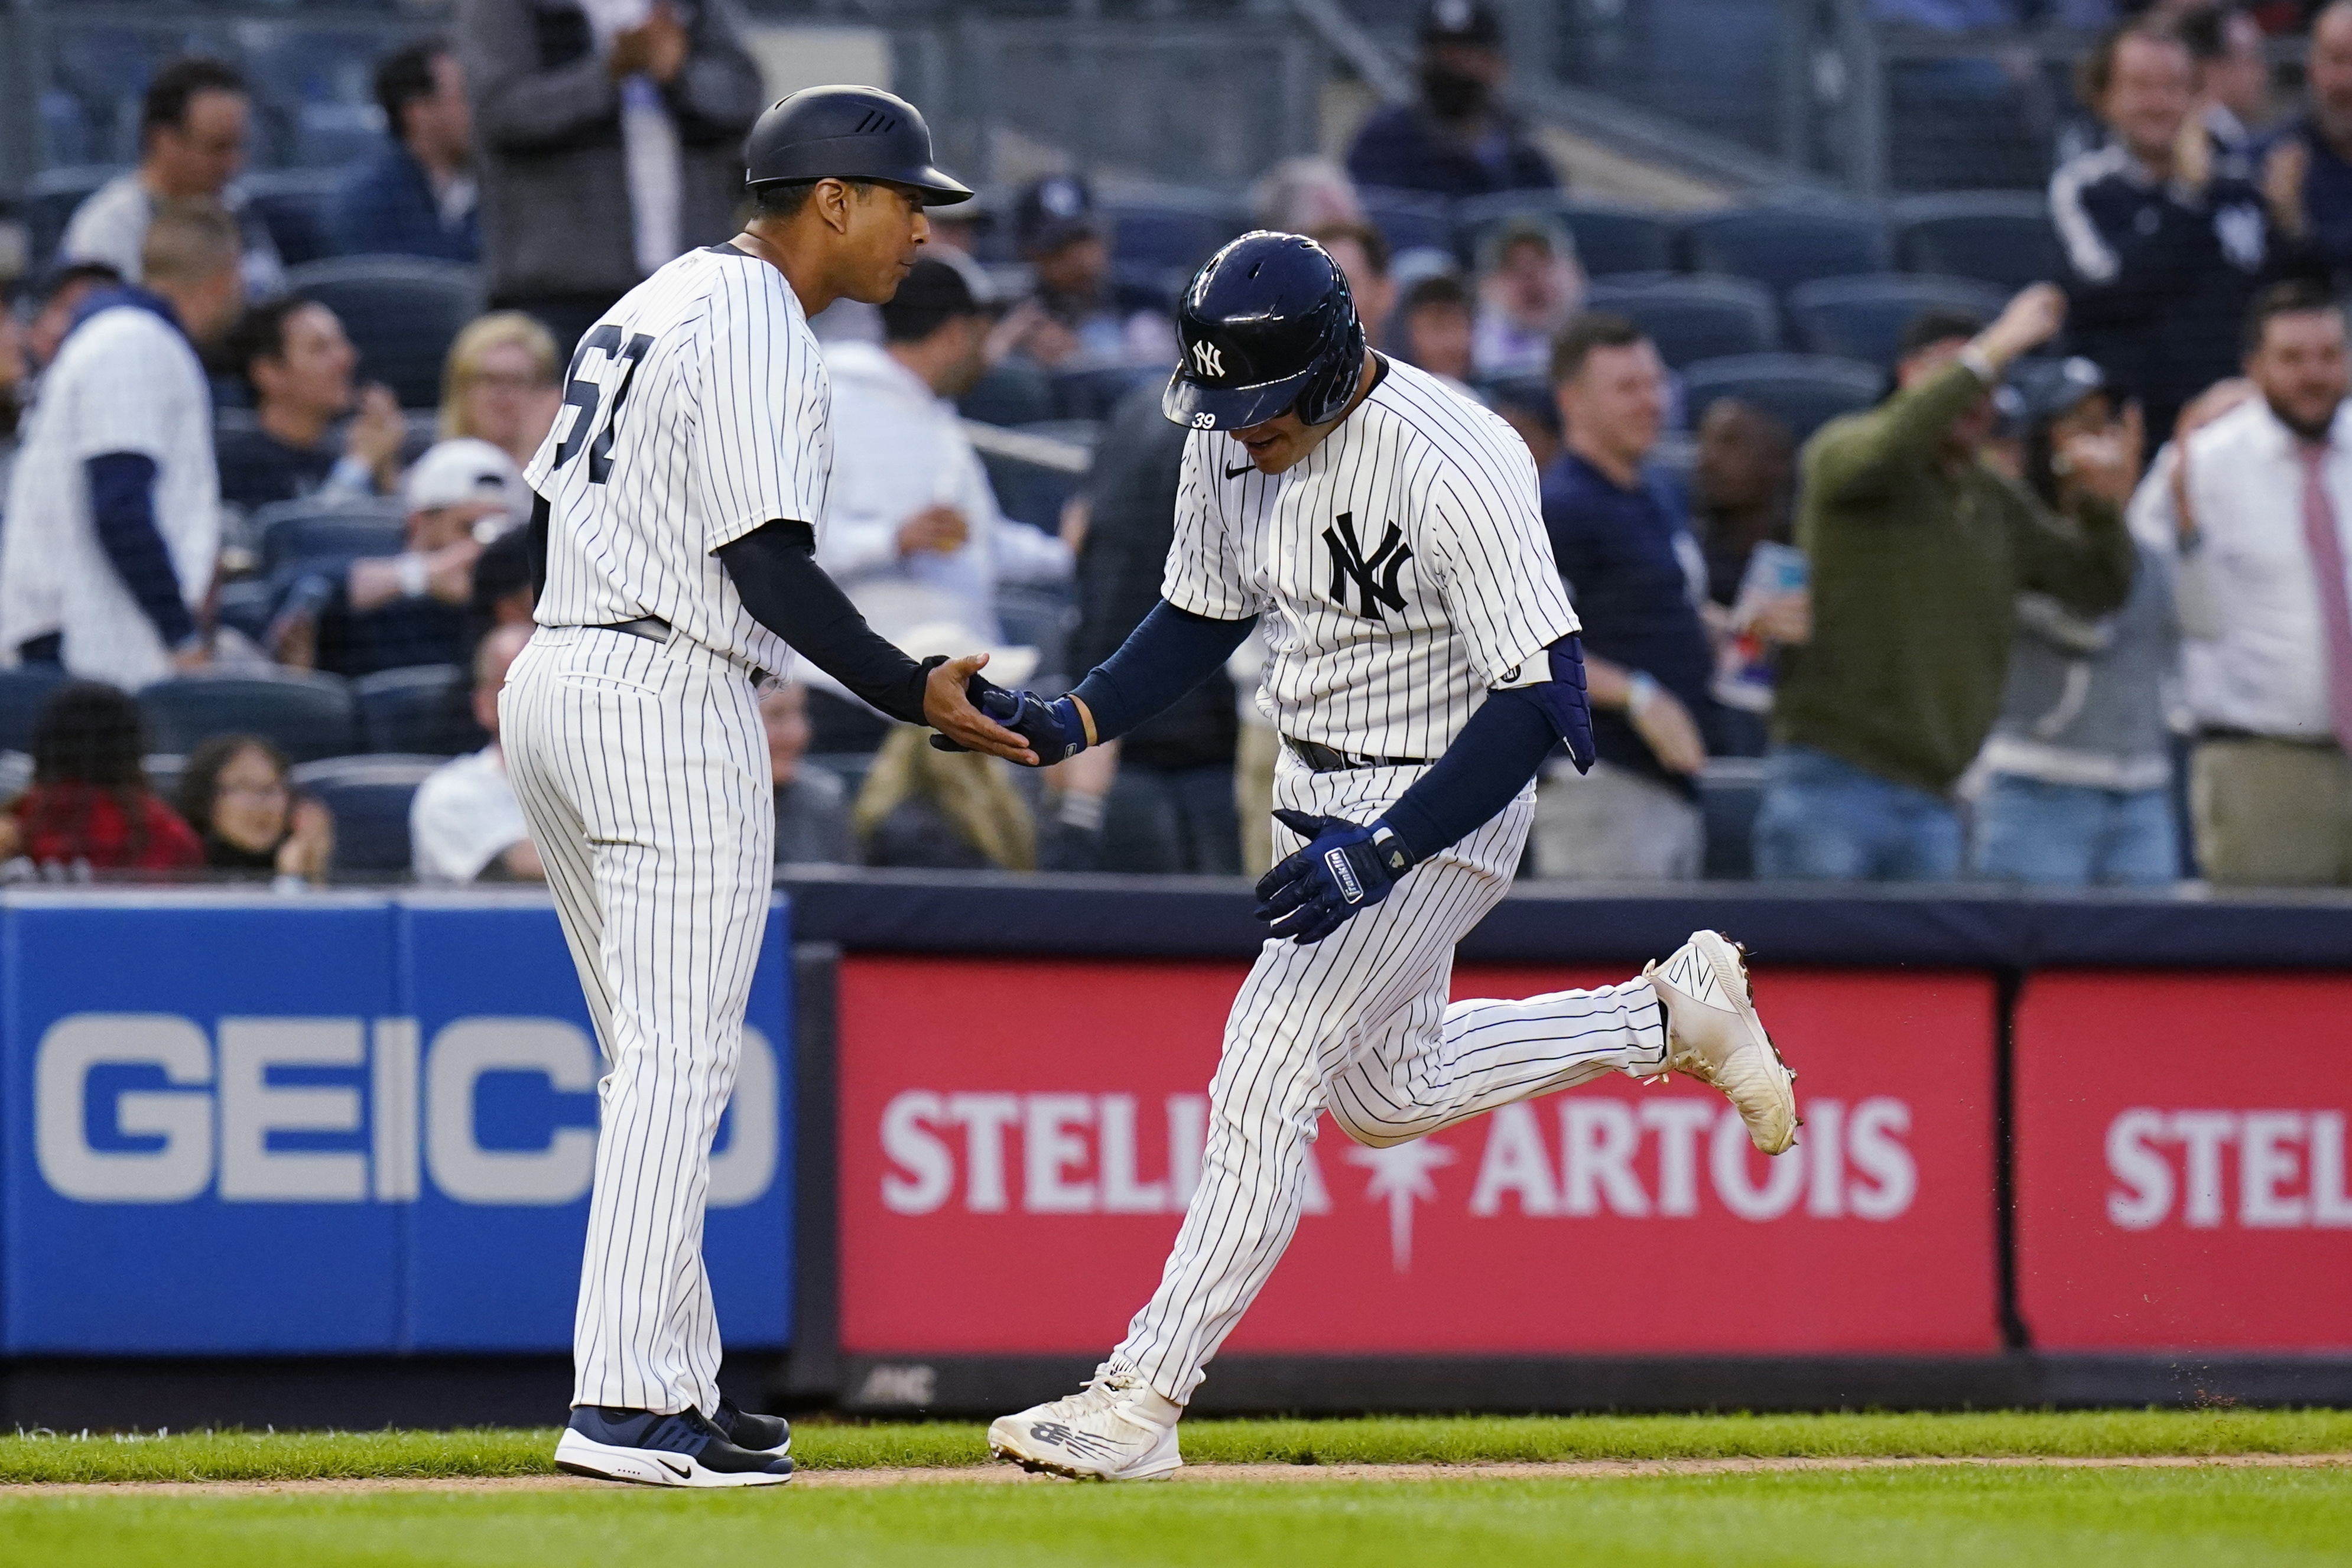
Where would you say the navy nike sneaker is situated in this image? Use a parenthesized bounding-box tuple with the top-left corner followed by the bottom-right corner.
(710, 1395, 792, 1456)
(554, 1405, 794, 1486)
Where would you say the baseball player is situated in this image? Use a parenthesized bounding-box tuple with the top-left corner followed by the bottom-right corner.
(504, 85, 1034, 1487)
(972, 234, 1800, 1481)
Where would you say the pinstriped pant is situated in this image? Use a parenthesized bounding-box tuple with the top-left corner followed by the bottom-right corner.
(500, 624, 775, 1416)
(1107, 750, 1669, 1405)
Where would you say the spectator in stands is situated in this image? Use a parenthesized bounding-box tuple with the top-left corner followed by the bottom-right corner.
(176, 733, 334, 884)
(1063, 381, 1243, 876)
(818, 256, 1072, 644)
(462, 0, 764, 355)
(2136, 281, 2352, 884)
(412, 622, 541, 883)
(20, 262, 121, 373)
(1487, 378, 1562, 471)
(1691, 399, 1798, 611)
(1756, 288, 2140, 881)
(1398, 273, 1477, 391)
(2265, 0, 2352, 290)
(1346, 0, 1558, 199)
(0, 682, 202, 876)
(996, 175, 1177, 373)
(854, 723, 1042, 871)
(330, 37, 481, 263)
(2052, 21, 2312, 444)
(2180, 2, 2272, 173)
(1252, 157, 1366, 232)
(1974, 357, 2183, 886)
(272, 437, 528, 678)
(0, 202, 244, 686)
(759, 681, 856, 866)
(216, 297, 405, 512)
(60, 58, 282, 301)
(1533, 315, 1714, 879)
(438, 311, 563, 470)
(1473, 216, 1583, 382)
(1307, 223, 1398, 352)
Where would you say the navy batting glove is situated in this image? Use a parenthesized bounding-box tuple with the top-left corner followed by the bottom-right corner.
(1252, 809, 1417, 945)
(930, 679, 1088, 764)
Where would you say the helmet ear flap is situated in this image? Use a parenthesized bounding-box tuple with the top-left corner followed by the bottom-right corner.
(1295, 315, 1367, 427)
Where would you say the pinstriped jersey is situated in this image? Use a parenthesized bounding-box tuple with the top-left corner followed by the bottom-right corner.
(526, 243, 830, 676)
(1162, 355, 1580, 758)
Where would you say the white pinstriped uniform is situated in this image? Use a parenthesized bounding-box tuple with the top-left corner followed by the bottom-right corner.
(502, 242, 825, 1416)
(1106, 359, 1671, 1404)
(0, 304, 218, 686)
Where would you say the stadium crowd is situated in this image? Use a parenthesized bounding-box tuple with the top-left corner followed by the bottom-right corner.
(2, 0, 2351, 890)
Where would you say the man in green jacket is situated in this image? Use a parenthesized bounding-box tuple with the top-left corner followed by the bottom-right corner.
(1755, 283, 2142, 880)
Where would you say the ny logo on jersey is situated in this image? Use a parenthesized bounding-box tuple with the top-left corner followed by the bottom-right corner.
(1323, 511, 1412, 621)
(1190, 340, 1224, 378)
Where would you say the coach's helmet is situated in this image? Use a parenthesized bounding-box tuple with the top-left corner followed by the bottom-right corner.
(1163, 232, 1366, 432)
(743, 85, 972, 206)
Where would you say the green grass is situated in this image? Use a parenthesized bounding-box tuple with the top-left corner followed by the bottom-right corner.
(0, 1409, 2347, 1484)
(3, 1466, 2349, 1567)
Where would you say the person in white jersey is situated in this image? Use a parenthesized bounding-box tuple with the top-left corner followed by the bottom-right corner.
(0, 200, 243, 684)
(967, 233, 1803, 1481)
(503, 84, 1035, 1488)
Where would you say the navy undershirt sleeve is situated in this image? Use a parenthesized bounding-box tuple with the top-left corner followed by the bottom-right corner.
(716, 519, 936, 724)
(1071, 599, 1258, 741)
(1380, 686, 1561, 865)
(85, 451, 194, 649)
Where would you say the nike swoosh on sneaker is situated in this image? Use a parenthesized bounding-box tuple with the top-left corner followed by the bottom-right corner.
(656, 1456, 690, 1479)
(1224, 463, 1254, 479)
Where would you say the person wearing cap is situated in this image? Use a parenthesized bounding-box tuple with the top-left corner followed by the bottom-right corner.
(460, 0, 764, 353)
(1973, 354, 2185, 887)
(997, 174, 1178, 373)
(818, 252, 1073, 645)
(266, 437, 527, 678)
(1755, 289, 2140, 882)
(1344, 0, 1558, 200)
(216, 295, 407, 513)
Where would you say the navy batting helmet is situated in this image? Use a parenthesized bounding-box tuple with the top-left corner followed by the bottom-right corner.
(1163, 232, 1366, 432)
(744, 85, 973, 206)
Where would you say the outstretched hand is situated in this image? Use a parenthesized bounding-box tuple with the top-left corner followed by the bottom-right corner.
(1253, 809, 1409, 945)
(930, 681, 1089, 765)
(921, 654, 1037, 765)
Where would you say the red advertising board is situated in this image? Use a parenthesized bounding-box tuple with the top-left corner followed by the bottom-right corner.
(839, 956, 1999, 1356)
(2014, 972, 2352, 1352)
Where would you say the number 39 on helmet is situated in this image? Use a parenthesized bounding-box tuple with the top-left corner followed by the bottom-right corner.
(1162, 232, 1367, 433)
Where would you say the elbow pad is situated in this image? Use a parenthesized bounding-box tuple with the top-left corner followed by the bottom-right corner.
(1499, 633, 1596, 775)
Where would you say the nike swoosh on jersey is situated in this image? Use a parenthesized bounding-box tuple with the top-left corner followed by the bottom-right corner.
(1224, 463, 1255, 479)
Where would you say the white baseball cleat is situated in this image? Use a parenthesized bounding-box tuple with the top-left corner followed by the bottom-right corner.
(988, 1373, 1184, 1482)
(1645, 929, 1799, 1156)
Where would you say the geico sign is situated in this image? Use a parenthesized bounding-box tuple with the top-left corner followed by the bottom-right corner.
(34, 1013, 777, 1208)
(2106, 1108, 2352, 1230)
(879, 1090, 1915, 1224)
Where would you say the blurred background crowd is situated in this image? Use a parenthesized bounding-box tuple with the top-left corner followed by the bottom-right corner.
(3, 0, 2351, 892)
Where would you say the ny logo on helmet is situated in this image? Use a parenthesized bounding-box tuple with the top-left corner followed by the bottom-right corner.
(1324, 511, 1411, 621)
(1190, 341, 1225, 379)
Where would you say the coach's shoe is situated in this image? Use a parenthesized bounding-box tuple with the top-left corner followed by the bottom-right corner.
(988, 1372, 1183, 1482)
(711, 1395, 792, 1458)
(554, 1405, 794, 1486)
(1645, 929, 1799, 1156)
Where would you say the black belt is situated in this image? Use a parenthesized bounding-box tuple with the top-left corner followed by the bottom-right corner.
(598, 614, 672, 643)
(1284, 736, 1429, 772)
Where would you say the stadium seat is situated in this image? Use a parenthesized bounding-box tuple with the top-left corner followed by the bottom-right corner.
(1679, 353, 1883, 443)
(1583, 276, 1780, 369)
(21, 164, 119, 269)
(1697, 757, 1768, 881)
(0, 750, 28, 801)
(804, 752, 874, 808)
(139, 671, 360, 765)
(213, 578, 278, 646)
(1893, 192, 2062, 294)
(0, 665, 69, 754)
(1456, 193, 1676, 278)
(1681, 208, 1891, 297)
(1052, 365, 1159, 422)
(806, 690, 888, 755)
(241, 167, 345, 269)
(282, 257, 485, 409)
(1102, 187, 1247, 288)
(143, 753, 186, 805)
(977, 418, 1096, 535)
(288, 754, 446, 877)
(1785, 274, 2007, 368)
(255, 497, 407, 576)
(960, 361, 1056, 428)
(353, 664, 476, 756)
(1359, 187, 1457, 260)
